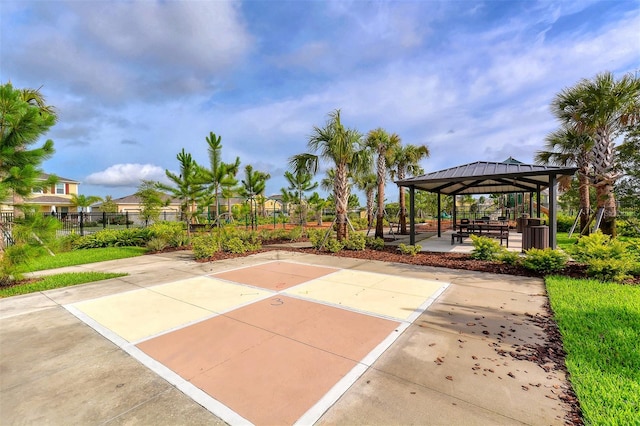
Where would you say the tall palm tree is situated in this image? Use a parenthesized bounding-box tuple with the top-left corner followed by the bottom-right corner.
(535, 126, 593, 234)
(365, 129, 400, 238)
(388, 143, 430, 234)
(157, 149, 206, 236)
(200, 132, 241, 222)
(289, 109, 369, 241)
(552, 71, 640, 235)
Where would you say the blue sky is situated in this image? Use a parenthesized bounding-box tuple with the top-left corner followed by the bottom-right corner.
(1, 0, 638, 202)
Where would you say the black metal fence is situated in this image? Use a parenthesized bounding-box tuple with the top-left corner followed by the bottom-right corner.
(0, 211, 182, 239)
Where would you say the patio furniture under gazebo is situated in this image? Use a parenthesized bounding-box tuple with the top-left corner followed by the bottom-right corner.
(395, 159, 577, 249)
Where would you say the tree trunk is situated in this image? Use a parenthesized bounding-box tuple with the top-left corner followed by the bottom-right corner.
(578, 171, 590, 235)
(398, 169, 407, 234)
(375, 151, 385, 239)
(596, 181, 617, 237)
(366, 188, 374, 228)
(335, 163, 349, 241)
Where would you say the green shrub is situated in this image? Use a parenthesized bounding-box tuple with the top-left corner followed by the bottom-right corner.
(522, 248, 568, 274)
(146, 237, 168, 252)
(222, 237, 249, 253)
(60, 233, 82, 252)
(617, 217, 640, 237)
(366, 237, 385, 250)
(148, 222, 187, 247)
(324, 238, 344, 253)
(349, 217, 369, 231)
(343, 232, 366, 250)
(583, 258, 634, 282)
(397, 243, 421, 256)
(568, 231, 635, 281)
(499, 250, 521, 266)
(71, 228, 151, 249)
(307, 228, 327, 249)
(470, 235, 503, 261)
(218, 229, 261, 253)
(288, 226, 304, 241)
(556, 213, 576, 233)
(191, 234, 222, 259)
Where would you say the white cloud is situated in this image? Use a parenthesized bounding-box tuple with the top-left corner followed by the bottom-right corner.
(84, 164, 167, 187)
(4, 0, 252, 103)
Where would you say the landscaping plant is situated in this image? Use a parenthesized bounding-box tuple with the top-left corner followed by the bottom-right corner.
(522, 248, 568, 274)
(366, 237, 386, 250)
(343, 232, 366, 250)
(568, 231, 637, 282)
(397, 243, 421, 256)
(469, 235, 503, 261)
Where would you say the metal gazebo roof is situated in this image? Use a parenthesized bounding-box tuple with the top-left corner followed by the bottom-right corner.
(395, 160, 578, 195)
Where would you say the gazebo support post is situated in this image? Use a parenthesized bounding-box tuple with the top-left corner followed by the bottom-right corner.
(409, 186, 416, 246)
(529, 193, 533, 217)
(437, 193, 442, 238)
(536, 185, 541, 218)
(452, 195, 457, 231)
(549, 175, 557, 249)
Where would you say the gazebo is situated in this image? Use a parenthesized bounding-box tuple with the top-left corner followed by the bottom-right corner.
(395, 159, 577, 249)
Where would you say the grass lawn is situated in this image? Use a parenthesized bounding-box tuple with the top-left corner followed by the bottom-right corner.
(555, 232, 578, 251)
(545, 276, 640, 424)
(0, 272, 127, 298)
(16, 246, 147, 273)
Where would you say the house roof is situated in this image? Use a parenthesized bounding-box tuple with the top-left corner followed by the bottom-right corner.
(25, 195, 75, 205)
(395, 159, 577, 195)
(108, 194, 180, 205)
(40, 173, 80, 183)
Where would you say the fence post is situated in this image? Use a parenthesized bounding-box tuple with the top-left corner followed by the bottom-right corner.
(102, 212, 106, 229)
(80, 212, 84, 236)
(126, 212, 129, 228)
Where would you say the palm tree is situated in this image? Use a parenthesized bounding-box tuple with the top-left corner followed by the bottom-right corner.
(157, 149, 206, 236)
(536, 126, 593, 234)
(238, 165, 270, 229)
(290, 110, 369, 241)
(365, 129, 400, 238)
(70, 194, 103, 213)
(552, 72, 640, 235)
(200, 132, 241, 223)
(388, 143, 430, 234)
(281, 170, 318, 226)
(353, 171, 377, 228)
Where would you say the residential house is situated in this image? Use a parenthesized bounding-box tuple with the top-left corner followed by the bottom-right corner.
(93, 194, 181, 214)
(0, 173, 80, 215)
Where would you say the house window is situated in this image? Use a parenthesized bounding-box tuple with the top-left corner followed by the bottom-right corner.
(55, 183, 65, 194)
(32, 188, 43, 194)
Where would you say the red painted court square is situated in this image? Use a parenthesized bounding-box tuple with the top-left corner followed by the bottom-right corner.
(137, 296, 400, 425)
(211, 261, 336, 290)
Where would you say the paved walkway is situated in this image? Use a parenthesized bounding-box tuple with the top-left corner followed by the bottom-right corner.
(0, 250, 573, 425)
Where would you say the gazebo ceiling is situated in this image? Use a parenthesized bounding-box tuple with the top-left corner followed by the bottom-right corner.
(395, 160, 578, 195)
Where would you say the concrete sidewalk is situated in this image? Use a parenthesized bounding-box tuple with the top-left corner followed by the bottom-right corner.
(0, 250, 573, 425)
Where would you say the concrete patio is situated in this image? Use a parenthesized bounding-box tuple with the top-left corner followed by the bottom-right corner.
(1, 250, 573, 425)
